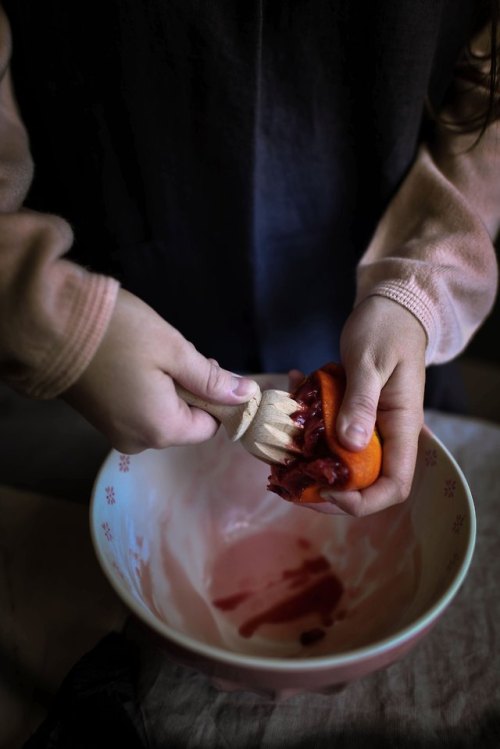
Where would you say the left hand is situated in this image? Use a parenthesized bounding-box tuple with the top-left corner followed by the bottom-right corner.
(303, 295, 427, 516)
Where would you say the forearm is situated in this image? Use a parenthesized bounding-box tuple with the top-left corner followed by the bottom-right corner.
(355, 24, 499, 366)
(0, 210, 119, 398)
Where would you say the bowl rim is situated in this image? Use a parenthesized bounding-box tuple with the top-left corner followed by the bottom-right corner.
(89, 423, 476, 673)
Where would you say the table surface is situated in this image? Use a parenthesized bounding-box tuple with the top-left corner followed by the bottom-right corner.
(1, 404, 499, 748)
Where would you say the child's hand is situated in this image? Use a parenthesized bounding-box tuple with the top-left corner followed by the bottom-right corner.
(63, 289, 258, 453)
(309, 296, 427, 516)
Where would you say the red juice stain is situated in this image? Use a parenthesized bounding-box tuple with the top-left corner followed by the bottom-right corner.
(282, 555, 331, 589)
(282, 556, 330, 580)
(297, 537, 312, 550)
(300, 628, 326, 646)
(212, 591, 253, 611)
(209, 537, 345, 646)
(238, 574, 343, 638)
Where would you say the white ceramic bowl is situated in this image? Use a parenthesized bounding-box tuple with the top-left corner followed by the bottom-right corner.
(90, 377, 475, 696)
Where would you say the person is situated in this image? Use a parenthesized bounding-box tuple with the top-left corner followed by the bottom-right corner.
(0, 1, 498, 517)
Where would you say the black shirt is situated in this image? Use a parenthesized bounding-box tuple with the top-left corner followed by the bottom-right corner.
(3, 0, 487, 375)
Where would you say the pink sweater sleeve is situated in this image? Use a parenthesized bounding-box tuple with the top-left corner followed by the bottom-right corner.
(0, 6, 119, 399)
(356, 26, 499, 366)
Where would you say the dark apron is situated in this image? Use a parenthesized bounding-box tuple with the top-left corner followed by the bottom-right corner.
(3, 0, 487, 395)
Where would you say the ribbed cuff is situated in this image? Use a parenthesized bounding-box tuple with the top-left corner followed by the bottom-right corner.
(359, 282, 437, 365)
(27, 274, 120, 399)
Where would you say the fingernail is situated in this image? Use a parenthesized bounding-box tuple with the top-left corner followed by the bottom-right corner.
(231, 376, 258, 398)
(321, 495, 349, 515)
(344, 422, 368, 447)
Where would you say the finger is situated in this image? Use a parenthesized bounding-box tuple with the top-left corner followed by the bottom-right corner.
(373, 358, 425, 505)
(168, 334, 259, 404)
(299, 501, 350, 516)
(166, 395, 221, 444)
(288, 369, 305, 391)
(321, 477, 405, 517)
(336, 362, 382, 451)
(109, 372, 223, 453)
(321, 393, 424, 516)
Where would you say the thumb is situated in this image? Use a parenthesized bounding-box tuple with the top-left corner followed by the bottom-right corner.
(336, 364, 381, 451)
(174, 348, 259, 405)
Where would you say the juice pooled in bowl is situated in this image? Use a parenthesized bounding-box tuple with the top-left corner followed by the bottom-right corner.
(210, 531, 344, 656)
(207, 502, 421, 659)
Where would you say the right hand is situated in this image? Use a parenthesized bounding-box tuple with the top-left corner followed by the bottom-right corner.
(63, 288, 259, 453)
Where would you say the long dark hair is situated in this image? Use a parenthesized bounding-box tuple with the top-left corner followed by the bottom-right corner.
(438, 0, 500, 141)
